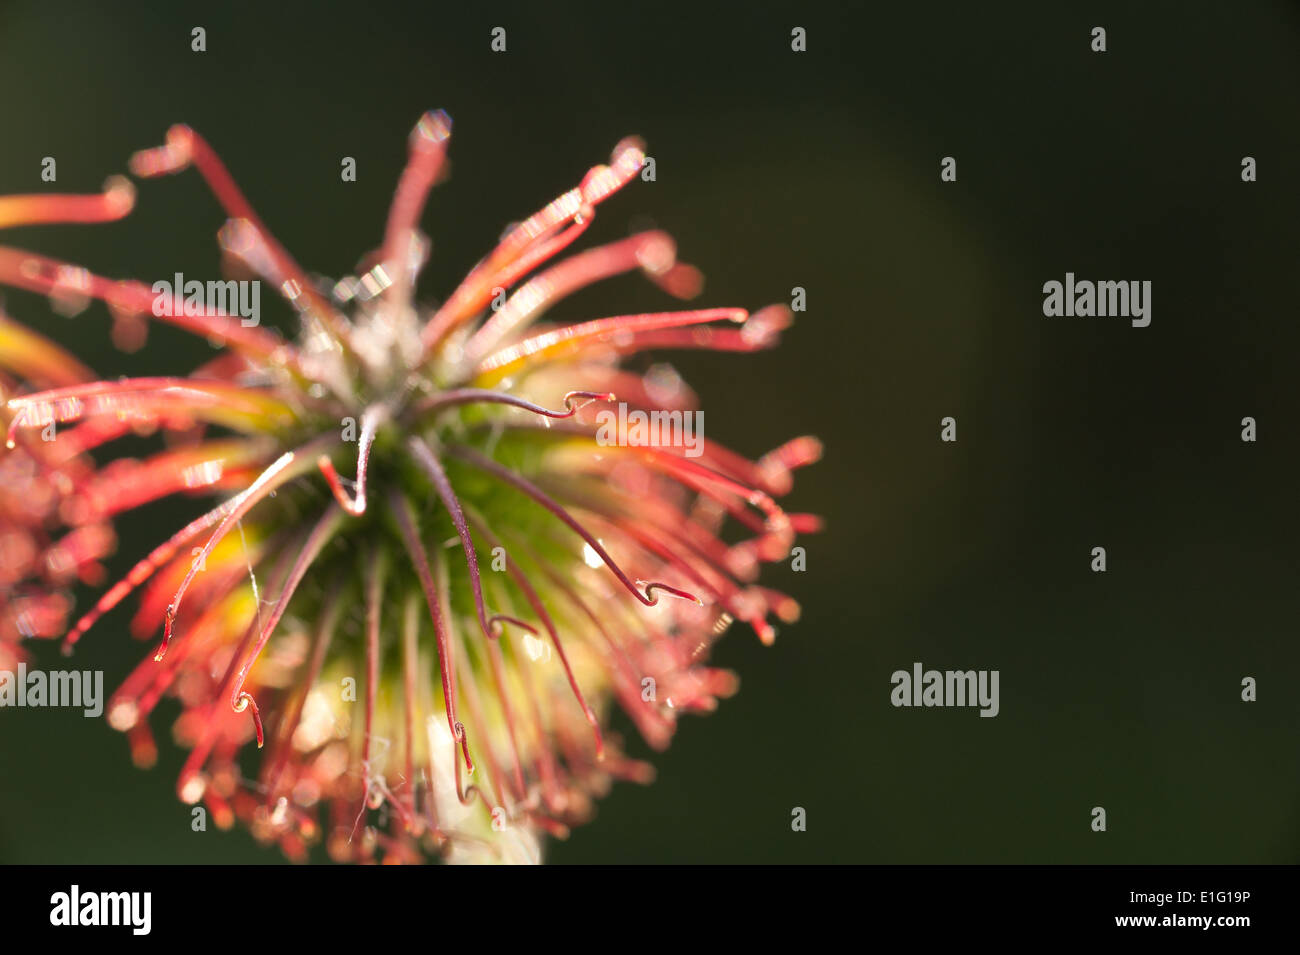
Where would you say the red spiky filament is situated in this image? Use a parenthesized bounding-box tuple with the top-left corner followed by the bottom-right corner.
(0, 112, 822, 864)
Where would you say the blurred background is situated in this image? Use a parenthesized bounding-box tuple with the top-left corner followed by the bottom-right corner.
(0, 0, 1297, 863)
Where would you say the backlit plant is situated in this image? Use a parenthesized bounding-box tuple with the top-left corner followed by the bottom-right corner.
(0, 112, 820, 863)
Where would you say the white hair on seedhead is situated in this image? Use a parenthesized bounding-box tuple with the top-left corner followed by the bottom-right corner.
(425, 714, 541, 865)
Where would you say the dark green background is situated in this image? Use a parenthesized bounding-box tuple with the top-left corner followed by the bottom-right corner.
(0, 0, 1297, 863)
